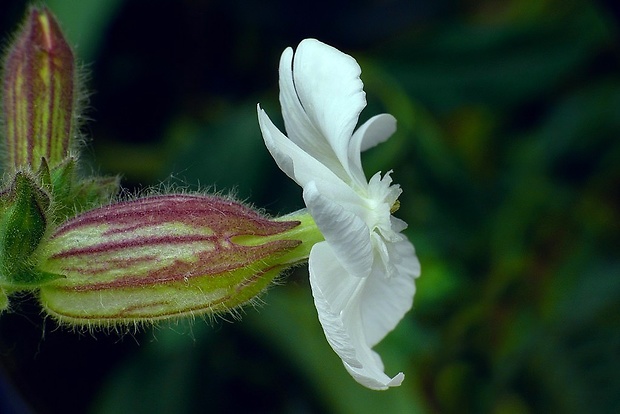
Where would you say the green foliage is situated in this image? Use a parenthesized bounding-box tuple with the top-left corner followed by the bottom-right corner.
(43, 0, 125, 62)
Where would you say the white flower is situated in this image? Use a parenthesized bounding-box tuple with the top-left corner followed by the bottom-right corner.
(257, 39, 420, 390)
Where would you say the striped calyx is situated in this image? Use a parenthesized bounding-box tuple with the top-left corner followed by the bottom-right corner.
(2, 6, 75, 171)
(37, 194, 305, 325)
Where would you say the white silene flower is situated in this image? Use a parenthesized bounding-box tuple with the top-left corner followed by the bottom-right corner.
(257, 38, 420, 390)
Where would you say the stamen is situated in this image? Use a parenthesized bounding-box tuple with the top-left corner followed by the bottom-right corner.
(390, 200, 400, 214)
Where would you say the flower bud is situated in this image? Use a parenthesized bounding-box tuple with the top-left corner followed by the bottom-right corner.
(37, 194, 307, 326)
(2, 6, 75, 170)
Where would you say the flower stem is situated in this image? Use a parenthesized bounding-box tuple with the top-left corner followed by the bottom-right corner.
(274, 210, 324, 265)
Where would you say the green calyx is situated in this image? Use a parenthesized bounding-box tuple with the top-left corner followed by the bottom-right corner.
(269, 211, 324, 265)
(38, 157, 120, 222)
(0, 172, 63, 290)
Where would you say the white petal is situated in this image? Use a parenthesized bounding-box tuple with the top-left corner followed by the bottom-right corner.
(308, 242, 362, 368)
(309, 242, 406, 390)
(367, 171, 401, 213)
(347, 114, 397, 186)
(361, 238, 420, 347)
(303, 182, 372, 279)
(344, 361, 405, 390)
(278, 46, 342, 177)
(282, 39, 366, 182)
(355, 114, 397, 153)
(390, 216, 408, 233)
(258, 106, 344, 189)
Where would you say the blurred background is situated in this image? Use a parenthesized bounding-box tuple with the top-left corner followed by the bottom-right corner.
(0, 0, 619, 413)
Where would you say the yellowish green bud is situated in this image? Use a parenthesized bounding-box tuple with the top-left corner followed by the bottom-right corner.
(2, 6, 76, 170)
(37, 194, 312, 327)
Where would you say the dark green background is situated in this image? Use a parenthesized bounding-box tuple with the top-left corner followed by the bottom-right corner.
(0, 0, 618, 413)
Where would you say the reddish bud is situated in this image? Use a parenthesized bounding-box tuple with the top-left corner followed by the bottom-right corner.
(2, 7, 75, 170)
(37, 194, 305, 326)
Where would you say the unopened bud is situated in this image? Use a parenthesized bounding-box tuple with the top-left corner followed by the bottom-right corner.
(2, 6, 75, 170)
(37, 194, 310, 326)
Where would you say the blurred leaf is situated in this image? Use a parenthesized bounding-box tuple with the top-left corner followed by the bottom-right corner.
(45, 0, 125, 61)
(245, 282, 429, 414)
(380, 3, 611, 112)
(163, 103, 271, 197)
